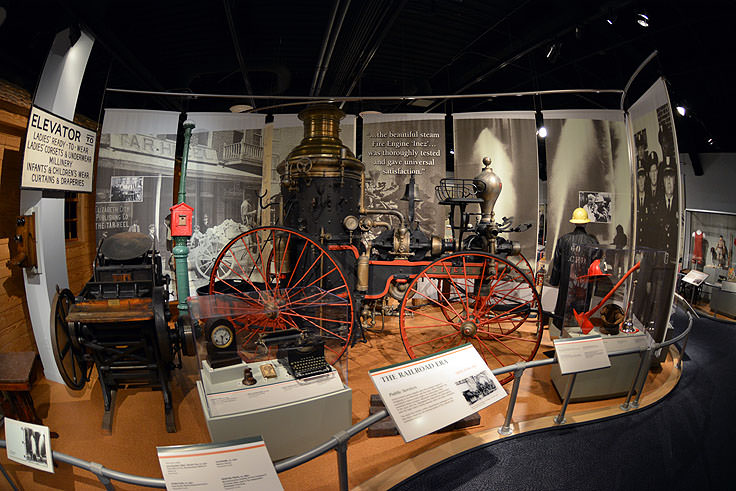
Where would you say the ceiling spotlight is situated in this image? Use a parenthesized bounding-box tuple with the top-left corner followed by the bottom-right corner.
(229, 104, 253, 113)
(535, 109, 547, 138)
(449, 149, 455, 155)
(636, 12, 649, 27)
(606, 16, 616, 25)
(707, 137, 714, 145)
(676, 106, 686, 117)
(546, 43, 560, 62)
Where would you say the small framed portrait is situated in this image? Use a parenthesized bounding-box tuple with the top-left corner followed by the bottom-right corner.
(579, 191, 612, 223)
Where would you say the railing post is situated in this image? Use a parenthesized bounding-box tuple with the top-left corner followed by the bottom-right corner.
(0, 460, 19, 491)
(620, 348, 648, 411)
(89, 462, 115, 491)
(631, 348, 653, 408)
(498, 366, 524, 435)
(553, 373, 577, 425)
(677, 313, 693, 370)
(334, 430, 350, 491)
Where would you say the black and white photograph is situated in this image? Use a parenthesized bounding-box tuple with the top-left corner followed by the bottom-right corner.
(452, 113, 540, 272)
(110, 175, 143, 202)
(543, 111, 630, 265)
(456, 371, 497, 405)
(4, 418, 54, 473)
(579, 191, 612, 223)
(96, 110, 266, 296)
(629, 80, 682, 344)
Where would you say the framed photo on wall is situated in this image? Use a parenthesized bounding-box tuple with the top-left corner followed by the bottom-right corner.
(579, 191, 612, 223)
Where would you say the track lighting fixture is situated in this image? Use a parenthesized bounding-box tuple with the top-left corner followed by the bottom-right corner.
(546, 43, 561, 63)
(676, 106, 686, 117)
(636, 12, 649, 27)
(535, 110, 547, 139)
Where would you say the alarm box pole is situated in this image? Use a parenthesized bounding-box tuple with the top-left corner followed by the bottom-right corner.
(171, 120, 196, 316)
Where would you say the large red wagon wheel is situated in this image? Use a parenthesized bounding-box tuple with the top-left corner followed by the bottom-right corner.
(208, 226, 354, 365)
(438, 252, 536, 335)
(399, 252, 542, 384)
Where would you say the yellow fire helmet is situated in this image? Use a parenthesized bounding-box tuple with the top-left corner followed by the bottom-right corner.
(569, 207, 591, 224)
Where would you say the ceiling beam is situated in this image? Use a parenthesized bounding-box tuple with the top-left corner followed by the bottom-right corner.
(424, 0, 635, 113)
(339, 0, 409, 104)
(222, 0, 256, 109)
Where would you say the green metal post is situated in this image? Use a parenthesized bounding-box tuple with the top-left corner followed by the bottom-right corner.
(173, 120, 195, 315)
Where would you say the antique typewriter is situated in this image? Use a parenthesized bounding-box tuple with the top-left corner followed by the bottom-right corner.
(285, 343, 331, 379)
(260, 329, 332, 379)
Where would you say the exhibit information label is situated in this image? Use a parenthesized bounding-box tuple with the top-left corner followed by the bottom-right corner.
(4, 418, 54, 473)
(204, 367, 344, 418)
(554, 335, 611, 375)
(682, 270, 709, 286)
(369, 344, 506, 442)
(157, 437, 283, 490)
(22, 105, 96, 192)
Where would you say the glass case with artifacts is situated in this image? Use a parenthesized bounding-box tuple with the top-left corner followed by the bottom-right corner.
(186, 273, 352, 460)
(681, 209, 736, 317)
(551, 245, 654, 402)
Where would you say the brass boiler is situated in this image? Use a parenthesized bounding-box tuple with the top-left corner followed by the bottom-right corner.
(277, 104, 364, 242)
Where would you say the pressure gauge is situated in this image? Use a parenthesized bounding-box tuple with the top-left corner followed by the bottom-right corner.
(343, 215, 359, 232)
(210, 321, 234, 349)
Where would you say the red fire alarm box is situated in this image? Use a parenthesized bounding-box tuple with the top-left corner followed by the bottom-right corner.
(170, 202, 194, 237)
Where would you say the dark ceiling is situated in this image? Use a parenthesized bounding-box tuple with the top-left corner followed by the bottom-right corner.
(1, 0, 735, 152)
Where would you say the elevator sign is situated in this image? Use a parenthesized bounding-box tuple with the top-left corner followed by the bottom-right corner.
(22, 106, 96, 192)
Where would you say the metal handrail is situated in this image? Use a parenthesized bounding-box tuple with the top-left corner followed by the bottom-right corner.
(0, 302, 696, 490)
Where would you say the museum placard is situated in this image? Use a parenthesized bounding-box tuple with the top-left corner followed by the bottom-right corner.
(554, 335, 611, 375)
(22, 105, 96, 192)
(370, 344, 506, 442)
(157, 437, 282, 490)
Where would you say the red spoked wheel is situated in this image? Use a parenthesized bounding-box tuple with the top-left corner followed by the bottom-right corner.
(438, 252, 535, 336)
(208, 226, 354, 365)
(399, 252, 542, 384)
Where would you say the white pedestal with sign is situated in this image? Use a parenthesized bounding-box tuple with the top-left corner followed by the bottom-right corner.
(196, 360, 351, 461)
(550, 328, 649, 402)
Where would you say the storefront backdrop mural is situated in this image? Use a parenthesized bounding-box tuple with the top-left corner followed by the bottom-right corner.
(96, 109, 265, 296)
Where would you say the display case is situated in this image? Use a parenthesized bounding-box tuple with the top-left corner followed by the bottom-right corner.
(187, 288, 352, 461)
(683, 209, 736, 280)
(681, 209, 736, 315)
(552, 245, 657, 402)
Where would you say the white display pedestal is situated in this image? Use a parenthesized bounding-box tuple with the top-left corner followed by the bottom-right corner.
(550, 328, 649, 403)
(197, 360, 352, 461)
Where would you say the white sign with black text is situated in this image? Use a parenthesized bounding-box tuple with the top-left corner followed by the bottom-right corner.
(157, 437, 283, 490)
(4, 418, 54, 473)
(22, 105, 96, 192)
(682, 269, 709, 286)
(554, 335, 611, 375)
(370, 344, 506, 442)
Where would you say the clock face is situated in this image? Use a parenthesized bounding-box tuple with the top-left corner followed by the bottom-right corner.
(210, 324, 234, 349)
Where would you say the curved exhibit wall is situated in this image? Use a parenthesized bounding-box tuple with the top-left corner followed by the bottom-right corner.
(542, 109, 630, 264)
(93, 80, 681, 341)
(627, 78, 682, 343)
